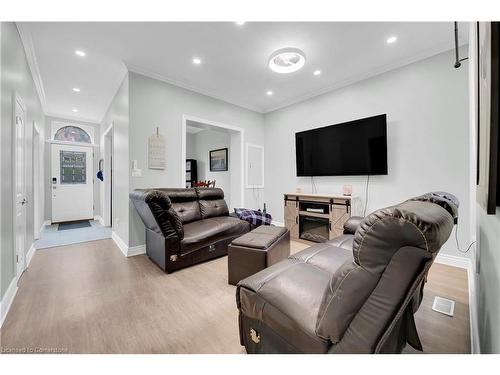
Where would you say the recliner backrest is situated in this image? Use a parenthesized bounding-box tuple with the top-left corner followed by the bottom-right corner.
(196, 188, 229, 219)
(315, 196, 456, 351)
(157, 188, 201, 224)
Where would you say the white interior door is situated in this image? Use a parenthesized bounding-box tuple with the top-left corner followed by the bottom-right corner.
(51, 144, 94, 223)
(14, 96, 27, 280)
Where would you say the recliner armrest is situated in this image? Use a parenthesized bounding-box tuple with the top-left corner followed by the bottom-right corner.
(343, 216, 364, 235)
(129, 189, 184, 240)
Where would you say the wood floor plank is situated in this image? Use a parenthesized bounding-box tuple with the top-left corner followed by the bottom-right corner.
(0, 239, 469, 354)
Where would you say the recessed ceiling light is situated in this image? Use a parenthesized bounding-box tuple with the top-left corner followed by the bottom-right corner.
(386, 36, 398, 44)
(75, 50, 86, 57)
(235, 21, 246, 26)
(266, 90, 273, 96)
(192, 57, 202, 65)
(268, 47, 306, 74)
(72, 87, 81, 92)
(313, 70, 322, 76)
(72, 108, 78, 113)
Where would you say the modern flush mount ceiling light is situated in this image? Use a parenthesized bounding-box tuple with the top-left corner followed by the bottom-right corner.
(313, 70, 322, 76)
(268, 47, 306, 74)
(72, 87, 81, 92)
(75, 50, 86, 57)
(72, 108, 78, 112)
(386, 36, 398, 44)
(266, 90, 273, 96)
(192, 57, 202, 65)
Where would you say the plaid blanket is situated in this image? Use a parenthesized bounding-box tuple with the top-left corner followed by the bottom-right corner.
(234, 208, 272, 226)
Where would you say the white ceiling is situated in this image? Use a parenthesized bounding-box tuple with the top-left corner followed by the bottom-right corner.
(18, 22, 468, 123)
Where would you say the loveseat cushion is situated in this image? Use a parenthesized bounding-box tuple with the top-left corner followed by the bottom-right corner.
(181, 216, 250, 254)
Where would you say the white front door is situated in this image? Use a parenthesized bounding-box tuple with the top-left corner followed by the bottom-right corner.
(51, 144, 94, 223)
(14, 96, 27, 280)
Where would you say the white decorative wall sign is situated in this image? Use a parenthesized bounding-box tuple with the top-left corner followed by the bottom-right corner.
(148, 127, 166, 170)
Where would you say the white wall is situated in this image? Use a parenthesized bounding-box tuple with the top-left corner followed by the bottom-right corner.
(263, 48, 471, 258)
(1, 22, 45, 299)
(186, 128, 232, 206)
(127, 72, 265, 247)
(43, 115, 101, 221)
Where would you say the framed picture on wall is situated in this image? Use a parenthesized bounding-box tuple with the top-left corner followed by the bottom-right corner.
(210, 148, 228, 171)
(477, 22, 500, 214)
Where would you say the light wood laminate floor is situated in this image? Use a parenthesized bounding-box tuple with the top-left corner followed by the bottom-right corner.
(0, 239, 470, 354)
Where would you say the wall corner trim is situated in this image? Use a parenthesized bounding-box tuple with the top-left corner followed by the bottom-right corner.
(0, 278, 19, 328)
(112, 231, 146, 257)
(26, 243, 36, 268)
(15, 23, 47, 113)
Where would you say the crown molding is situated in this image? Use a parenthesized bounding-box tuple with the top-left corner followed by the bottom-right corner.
(45, 111, 101, 125)
(16, 23, 47, 114)
(263, 41, 467, 114)
(125, 63, 265, 114)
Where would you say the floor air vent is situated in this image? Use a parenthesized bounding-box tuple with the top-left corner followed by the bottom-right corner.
(432, 296, 455, 316)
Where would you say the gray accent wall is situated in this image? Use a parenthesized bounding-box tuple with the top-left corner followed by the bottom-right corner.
(1, 22, 45, 299)
(127, 72, 265, 247)
(475, 208, 500, 353)
(263, 48, 471, 258)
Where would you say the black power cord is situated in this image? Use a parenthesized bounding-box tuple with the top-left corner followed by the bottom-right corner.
(363, 175, 370, 216)
(454, 218, 477, 254)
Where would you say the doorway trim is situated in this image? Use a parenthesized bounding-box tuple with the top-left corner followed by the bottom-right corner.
(12, 92, 27, 282)
(102, 122, 114, 227)
(181, 114, 245, 207)
(33, 121, 43, 239)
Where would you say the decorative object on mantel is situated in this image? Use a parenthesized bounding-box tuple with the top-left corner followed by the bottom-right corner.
(209, 148, 228, 171)
(148, 127, 166, 170)
(342, 185, 352, 196)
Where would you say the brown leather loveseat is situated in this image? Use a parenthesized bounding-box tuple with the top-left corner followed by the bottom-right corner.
(130, 188, 250, 273)
(236, 192, 458, 353)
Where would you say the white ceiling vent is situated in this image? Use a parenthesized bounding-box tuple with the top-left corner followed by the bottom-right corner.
(432, 296, 455, 316)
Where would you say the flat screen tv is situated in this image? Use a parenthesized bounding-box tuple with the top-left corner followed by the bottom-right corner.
(295, 114, 388, 176)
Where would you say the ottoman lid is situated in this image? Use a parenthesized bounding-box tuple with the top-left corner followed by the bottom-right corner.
(232, 226, 288, 250)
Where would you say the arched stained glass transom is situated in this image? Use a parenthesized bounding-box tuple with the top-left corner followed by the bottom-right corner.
(54, 126, 91, 143)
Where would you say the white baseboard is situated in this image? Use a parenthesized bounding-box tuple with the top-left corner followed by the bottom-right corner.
(467, 263, 480, 353)
(128, 244, 146, 256)
(112, 231, 145, 257)
(0, 277, 18, 328)
(26, 242, 35, 268)
(94, 215, 104, 226)
(272, 220, 285, 227)
(434, 253, 470, 269)
(112, 231, 129, 257)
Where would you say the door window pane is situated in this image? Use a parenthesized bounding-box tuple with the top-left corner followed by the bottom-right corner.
(60, 151, 86, 184)
(54, 126, 91, 143)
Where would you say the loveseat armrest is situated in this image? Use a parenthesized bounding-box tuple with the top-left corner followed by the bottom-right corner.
(343, 216, 364, 235)
(129, 189, 184, 240)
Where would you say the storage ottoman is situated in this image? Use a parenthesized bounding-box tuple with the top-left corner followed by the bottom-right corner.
(228, 226, 290, 285)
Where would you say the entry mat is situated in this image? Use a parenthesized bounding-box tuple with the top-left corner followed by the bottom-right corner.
(58, 220, 91, 231)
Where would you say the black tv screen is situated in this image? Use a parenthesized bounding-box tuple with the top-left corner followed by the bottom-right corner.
(295, 114, 388, 176)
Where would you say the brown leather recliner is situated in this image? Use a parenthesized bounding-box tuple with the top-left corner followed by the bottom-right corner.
(236, 192, 459, 353)
(130, 188, 250, 273)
